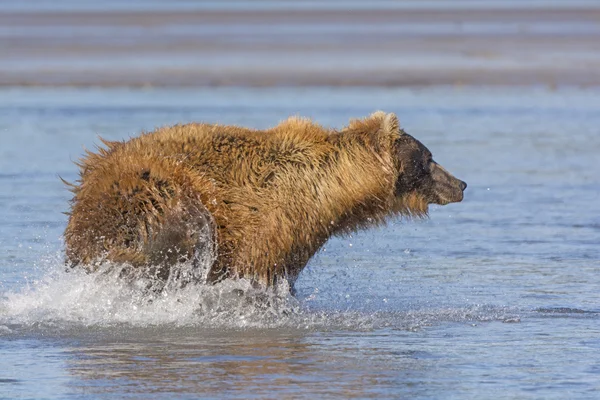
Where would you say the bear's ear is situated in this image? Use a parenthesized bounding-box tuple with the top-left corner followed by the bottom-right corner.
(346, 111, 401, 133)
(369, 110, 387, 119)
(343, 111, 402, 149)
(381, 112, 400, 136)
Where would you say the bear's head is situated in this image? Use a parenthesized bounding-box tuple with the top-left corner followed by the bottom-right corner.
(348, 112, 467, 215)
(385, 113, 466, 208)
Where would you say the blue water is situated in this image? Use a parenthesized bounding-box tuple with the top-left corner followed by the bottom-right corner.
(1, 86, 599, 399)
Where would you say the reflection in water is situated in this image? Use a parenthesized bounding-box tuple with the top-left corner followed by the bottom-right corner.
(63, 331, 427, 397)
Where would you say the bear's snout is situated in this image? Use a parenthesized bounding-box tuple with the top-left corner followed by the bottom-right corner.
(428, 162, 466, 205)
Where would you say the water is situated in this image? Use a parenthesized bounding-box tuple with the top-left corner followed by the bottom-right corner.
(5, 3, 600, 87)
(1, 85, 599, 399)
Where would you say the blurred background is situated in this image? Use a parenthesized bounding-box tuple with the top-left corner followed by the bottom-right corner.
(3, 0, 600, 87)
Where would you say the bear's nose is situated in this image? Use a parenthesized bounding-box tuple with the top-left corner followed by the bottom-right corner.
(459, 180, 467, 191)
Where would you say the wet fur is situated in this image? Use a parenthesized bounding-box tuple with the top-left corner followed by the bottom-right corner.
(64, 112, 462, 288)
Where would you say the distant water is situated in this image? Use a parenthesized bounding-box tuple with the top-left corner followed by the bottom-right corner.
(1, 86, 600, 399)
(4, 1, 600, 87)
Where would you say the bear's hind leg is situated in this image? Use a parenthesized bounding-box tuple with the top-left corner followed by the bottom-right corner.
(144, 198, 216, 288)
(66, 158, 217, 291)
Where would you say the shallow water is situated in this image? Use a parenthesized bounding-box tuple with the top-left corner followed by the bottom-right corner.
(5, 2, 600, 87)
(1, 86, 600, 399)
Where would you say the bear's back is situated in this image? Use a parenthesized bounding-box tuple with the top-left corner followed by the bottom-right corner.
(116, 118, 335, 189)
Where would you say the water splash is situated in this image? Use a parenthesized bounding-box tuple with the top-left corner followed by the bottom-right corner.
(0, 261, 522, 334)
(0, 261, 303, 329)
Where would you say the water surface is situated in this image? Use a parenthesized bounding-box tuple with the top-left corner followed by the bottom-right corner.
(1, 86, 599, 399)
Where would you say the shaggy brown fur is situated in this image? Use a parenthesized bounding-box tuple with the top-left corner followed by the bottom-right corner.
(64, 112, 466, 288)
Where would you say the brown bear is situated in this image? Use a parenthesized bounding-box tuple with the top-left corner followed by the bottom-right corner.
(64, 112, 466, 290)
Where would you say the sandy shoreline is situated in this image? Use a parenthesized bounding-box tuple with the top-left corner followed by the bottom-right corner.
(3, 5, 600, 87)
(3, 68, 598, 88)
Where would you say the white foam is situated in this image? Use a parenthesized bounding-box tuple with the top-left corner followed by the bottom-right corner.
(0, 261, 306, 329)
(0, 259, 521, 333)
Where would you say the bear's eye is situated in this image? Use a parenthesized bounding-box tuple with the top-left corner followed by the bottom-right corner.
(423, 161, 431, 173)
(423, 155, 433, 171)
